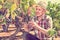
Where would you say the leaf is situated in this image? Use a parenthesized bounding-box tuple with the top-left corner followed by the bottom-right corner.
(22, 3, 29, 13)
(29, 0, 36, 6)
(2, 0, 4, 3)
(22, 0, 29, 3)
(11, 12, 17, 19)
(24, 4, 29, 11)
(46, 11, 50, 15)
(47, 1, 60, 31)
(30, 7, 35, 17)
(5, 9, 10, 18)
(0, 5, 2, 9)
(4, 2, 13, 9)
(10, 3, 17, 12)
(0, 15, 3, 19)
(0, 0, 4, 3)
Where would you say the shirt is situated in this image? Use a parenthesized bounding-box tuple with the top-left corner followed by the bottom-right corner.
(34, 15, 53, 40)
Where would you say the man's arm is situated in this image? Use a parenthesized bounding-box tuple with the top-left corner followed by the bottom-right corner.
(33, 15, 53, 36)
(32, 21, 48, 33)
(46, 15, 53, 29)
(28, 19, 48, 35)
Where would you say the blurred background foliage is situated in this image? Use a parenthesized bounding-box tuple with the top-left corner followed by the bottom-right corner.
(46, 1, 60, 31)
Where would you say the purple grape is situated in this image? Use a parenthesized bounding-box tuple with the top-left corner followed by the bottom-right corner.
(2, 24, 8, 32)
(0, 8, 7, 15)
(22, 14, 32, 23)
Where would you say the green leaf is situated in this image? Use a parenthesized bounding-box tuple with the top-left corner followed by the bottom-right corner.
(30, 7, 35, 17)
(4, 2, 13, 9)
(10, 3, 17, 12)
(11, 12, 17, 19)
(0, 15, 3, 19)
(29, 0, 36, 6)
(48, 29, 56, 37)
(0, 0, 4, 3)
(0, 5, 2, 9)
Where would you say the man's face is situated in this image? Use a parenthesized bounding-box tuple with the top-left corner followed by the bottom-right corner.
(35, 6, 45, 16)
(27, 5, 46, 17)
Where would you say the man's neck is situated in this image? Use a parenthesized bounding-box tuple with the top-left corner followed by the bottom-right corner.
(37, 14, 45, 21)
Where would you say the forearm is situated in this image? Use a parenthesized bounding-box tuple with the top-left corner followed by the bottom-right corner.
(29, 20, 49, 36)
(33, 22, 47, 33)
(34, 22, 50, 37)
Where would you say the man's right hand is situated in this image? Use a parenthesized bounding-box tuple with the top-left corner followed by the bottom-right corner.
(28, 20, 50, 36)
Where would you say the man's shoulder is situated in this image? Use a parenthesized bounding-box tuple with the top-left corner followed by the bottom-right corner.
(45, 15, 52, 20)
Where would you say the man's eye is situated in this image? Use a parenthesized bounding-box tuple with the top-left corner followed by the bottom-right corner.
(39, 9, 41, 11)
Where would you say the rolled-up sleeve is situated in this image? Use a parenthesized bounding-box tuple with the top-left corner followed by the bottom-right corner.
(46, 15, 53, 29)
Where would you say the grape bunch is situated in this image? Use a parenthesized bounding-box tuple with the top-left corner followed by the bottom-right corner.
(0, 8, 7, 23)
(0, 8, 7, 15)
(22, 14, 32, 23)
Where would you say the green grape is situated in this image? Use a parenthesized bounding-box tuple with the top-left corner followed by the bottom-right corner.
(48, 29, 56, 37)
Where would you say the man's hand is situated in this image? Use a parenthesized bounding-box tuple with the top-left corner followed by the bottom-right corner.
(29, 20, 50, 36)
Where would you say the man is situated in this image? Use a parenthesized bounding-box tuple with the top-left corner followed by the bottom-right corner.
(28, 4, 53, 40)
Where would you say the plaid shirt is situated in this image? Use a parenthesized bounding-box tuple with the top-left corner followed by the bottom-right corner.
(34, 15, 53, 40)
